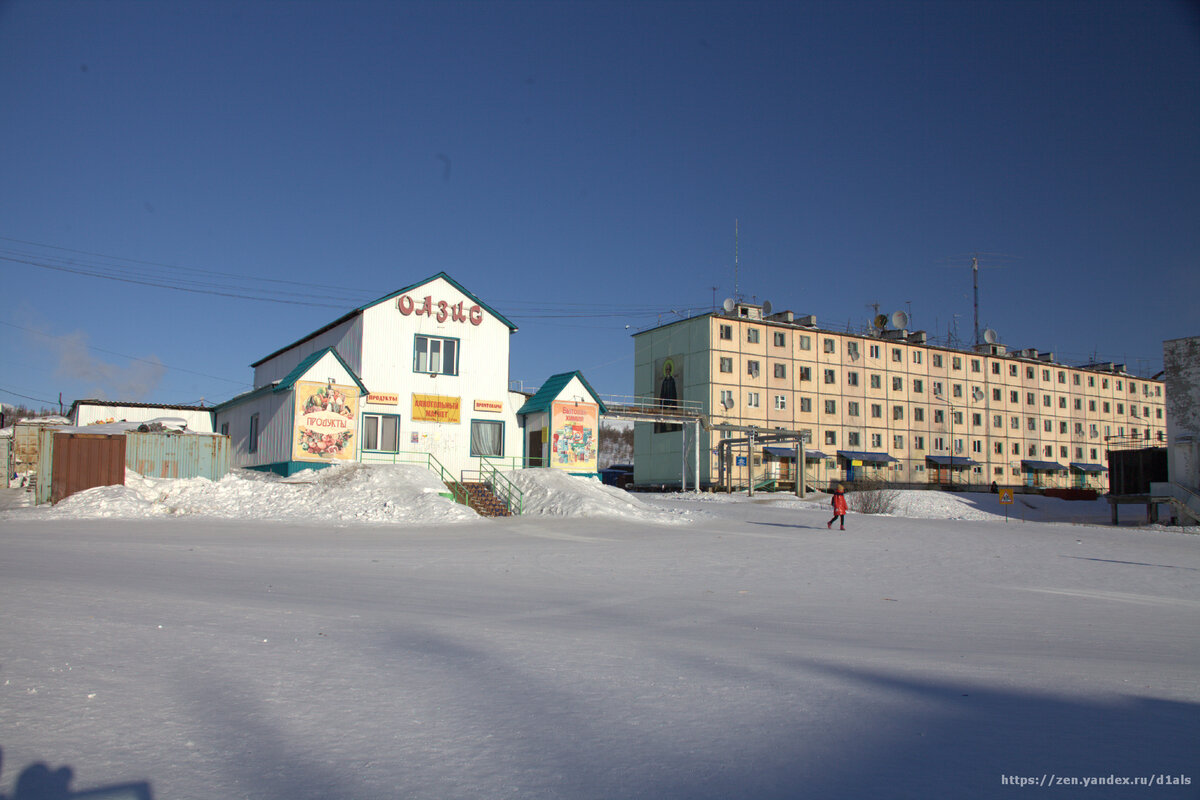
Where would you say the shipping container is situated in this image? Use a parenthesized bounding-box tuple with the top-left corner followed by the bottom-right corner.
(126, 432, 230, 481)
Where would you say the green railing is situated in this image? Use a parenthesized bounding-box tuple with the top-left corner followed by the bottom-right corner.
(464, 458, 525, 516)
(360, 450, 468, 507)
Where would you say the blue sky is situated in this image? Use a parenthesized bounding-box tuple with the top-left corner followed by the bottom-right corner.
(1, 0, 1197, 411)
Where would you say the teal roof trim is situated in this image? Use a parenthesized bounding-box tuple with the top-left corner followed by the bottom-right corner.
(251, 272, 517, 367)
(517, 371, 608, 416)
(275, 347, 368, 394)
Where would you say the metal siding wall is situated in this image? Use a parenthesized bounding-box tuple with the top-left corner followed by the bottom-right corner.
(35, 428, 55, 504)
(1, 437, 9, 481)
(253, 316, 363, 387)
(214, 392, 291, 468)
(50, 433, 126, 504)
(126, 433, 231, 480)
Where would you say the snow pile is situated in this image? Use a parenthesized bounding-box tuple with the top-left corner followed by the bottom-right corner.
(507, 468, 688, 524)
(43, 462, 478, 525)
(886, 489, 1007, 521)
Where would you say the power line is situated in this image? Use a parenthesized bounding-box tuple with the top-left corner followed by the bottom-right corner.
(0, 385, 58, 405)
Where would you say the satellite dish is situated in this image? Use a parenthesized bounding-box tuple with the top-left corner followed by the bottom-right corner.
(722, 395, 735, 410)
(873, 314, 888, 330)
(762, 300, 772, 316)
(983, 328, 998, 344)
(972, 387, 984, 401)
(890, 310, 909, 329)
(722, 298, 735, 314)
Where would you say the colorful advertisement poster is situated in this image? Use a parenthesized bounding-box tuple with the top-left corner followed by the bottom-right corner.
(293, 381, 359, 462)
(412, 394, 461, 423)
(551, 401, 598, 472)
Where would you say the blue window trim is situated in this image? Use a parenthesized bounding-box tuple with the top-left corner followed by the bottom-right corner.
(413, 334, 462, 376)
(469, 418, 505, 458)
(361, 412, 402, 453)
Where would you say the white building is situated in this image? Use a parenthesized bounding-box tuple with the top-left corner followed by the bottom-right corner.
(214, 273, 527, 478)
(68, 399, 216, 433)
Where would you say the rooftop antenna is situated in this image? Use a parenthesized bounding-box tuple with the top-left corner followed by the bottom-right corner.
(942, 253, 1010, 347)
(733, 218, 740, 302)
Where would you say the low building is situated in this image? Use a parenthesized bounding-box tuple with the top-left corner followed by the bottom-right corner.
(68, 399, 215, 433)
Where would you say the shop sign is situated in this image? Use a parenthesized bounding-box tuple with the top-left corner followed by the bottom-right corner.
(366, 392, 399, 405)
(412, 393, 461, 423)
(293, 381, 358, 462)
(551, 401, 598, 472)
(397, 294, 483, 326)
(473, 399, 504, 413)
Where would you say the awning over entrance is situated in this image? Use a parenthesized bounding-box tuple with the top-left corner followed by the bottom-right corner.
(1069, 462, 1108, 473)
(763, 446, 828, 460)
(925, 455, 978, 467)
(1021, 459, 1066, 472)
(836, 450, 898, 464)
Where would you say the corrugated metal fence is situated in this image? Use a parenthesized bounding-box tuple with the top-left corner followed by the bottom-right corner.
(126, 432, 230, 480)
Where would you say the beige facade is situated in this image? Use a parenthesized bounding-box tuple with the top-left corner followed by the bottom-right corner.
(634, 303, 1167, 490)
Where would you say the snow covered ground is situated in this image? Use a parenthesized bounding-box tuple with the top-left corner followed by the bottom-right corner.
(1, 469, 1197, 799)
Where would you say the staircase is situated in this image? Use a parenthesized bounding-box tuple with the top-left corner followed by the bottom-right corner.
(461, 481, 513, 517)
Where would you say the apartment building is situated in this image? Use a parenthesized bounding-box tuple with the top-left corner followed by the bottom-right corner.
(633, 302, 1166, 490)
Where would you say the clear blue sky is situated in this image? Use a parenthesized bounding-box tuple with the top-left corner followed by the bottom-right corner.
(1, 0, 1197, 411)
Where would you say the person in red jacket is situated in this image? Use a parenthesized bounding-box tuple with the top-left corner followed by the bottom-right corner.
(827, 484, 848, 530)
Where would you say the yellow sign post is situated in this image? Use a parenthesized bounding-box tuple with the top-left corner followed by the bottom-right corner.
(999, 487, 1014, 523)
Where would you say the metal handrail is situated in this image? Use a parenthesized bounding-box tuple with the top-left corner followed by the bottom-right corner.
(478, 459, 524, 516)
(360, 450, 468, 506)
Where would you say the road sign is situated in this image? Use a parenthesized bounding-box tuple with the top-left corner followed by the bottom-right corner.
(736, 456, 747, 466)
(999, 488, 1014, 505)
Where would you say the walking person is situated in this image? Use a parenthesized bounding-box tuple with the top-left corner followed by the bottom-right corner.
(827, 484, 848, 530)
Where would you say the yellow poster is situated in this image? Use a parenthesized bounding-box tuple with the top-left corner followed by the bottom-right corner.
(412, 393, 461, 423)
(293, 381, 359, 462)
(551, 401, 598, 472)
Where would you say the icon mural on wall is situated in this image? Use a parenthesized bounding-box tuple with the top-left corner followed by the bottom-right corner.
(551, 401, 598, 472)
(654, 355, 682, 433)
(293, 381, 359, 462)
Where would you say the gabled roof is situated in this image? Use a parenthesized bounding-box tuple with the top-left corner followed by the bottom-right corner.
(517, 371, 608, 416)
(251, 272, 517, 367)
(213, 348, 367, 411)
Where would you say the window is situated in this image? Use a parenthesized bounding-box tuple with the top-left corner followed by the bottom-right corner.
(913, 351, 922, 364)
(720, 389, 734, 408)
(871, 403, 882, 418)
(952, 384, 963, 398)
(1060, 445, 1068, 458)
(1058, 371, 1066, 384)
(1060, 421, 1068, 433)
(932, 354, 943, 368)
(800, 397, 812, 413)
(1117, 403, 1124, 414)
(1010, 416, 1019, 429)
(1012, 443, 1020, 455)
(913, 379, 924, 393)
(993, 414, 1002, 428)
(971, 359, 980, 373)
(892, 348, 902, 362)
(1026, 392, 1035, 406)
(1043, 394, 1051, 407)
(993, 388, 1002, 401)
(871, 433, 883, 449)
(1044, 420, 1052, 432)
(994, 442, 1003, 455)
(973, 440, 982, 453)
(747, 328, 760, 344)
(824, 369, 837, 384)
(893, 434, 904, 449)
(1074, 398, 1082, 410)
(248, 413, 259, 454)
(825, 430, 837, 445)
(914, 407, 924, 422)
(1074, 422, 1083, 434)
(848, 432, 861, 446)
(824, 338, 836, 353)
(1042, 369, 1050, 381)
(934, 409, 945, 424)
(1028, 417, 1036, 430)
(220, 422, 229, 437)
(720, 357, 733, 373)
(719, 325, 732, 340)
(747, 360, 760, 377)
(1088, 399, 1095, 412)
(1010, 390, 1019, 403)
(1090, 448, 1098, 459)
(892, 377, 903, 391)
(774, 394, 787, 410)
(952, 411, 963, 425)
(893, 405, 904, 420)
(934, 436, 946, 451)
(1043, 445, 1053, 457)
(846, 341, 860, 359)
(1116, 380, 1123, 391)
(1010, 364, 1018, 377)
(469, 420, 504, 457)
(972, 413, 982, 427)
(747, 392, 760, 408)
(1029, 444, 1038, 456)
(848, 401, 860, 416)
(773, 331, 786, 347)
(846, 371, 859, 386)
(799, 366, 812, 381)
(773, 363, 787, 379)
(870, 374, 882, 389)
(1059, 397, 1066, 409)
(363, 414, 400, 452)
(870, 344, 881, 359)
(1075, 447, 1083, 458)
(798, 335, 811, 350)
(952, 357, 962, 370)
(824, 400, 837, 414)
(414, 335, 459, 375)
(1026, 366, 1035, 379)
(991, 362, 1000, 375)
(914, 436, 925, 450)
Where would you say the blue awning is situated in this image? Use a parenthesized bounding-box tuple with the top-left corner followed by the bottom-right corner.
(1021, 459, 1066, 471)
(763, 446, 828, 460)
(1069, 462, 1108, 473)
(925, 455, 978, 467)
(837, 450, 898, 464)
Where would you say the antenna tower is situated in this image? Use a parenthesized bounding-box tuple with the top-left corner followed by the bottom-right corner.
(734, 219, 740, 302)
